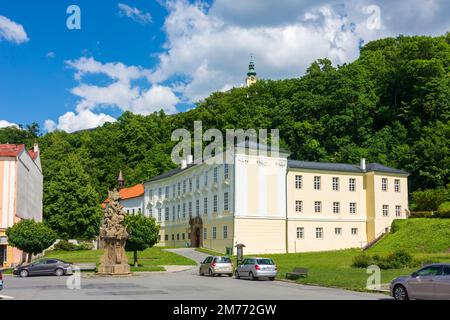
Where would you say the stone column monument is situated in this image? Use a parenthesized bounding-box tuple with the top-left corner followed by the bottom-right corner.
(97, 189, 131, 275)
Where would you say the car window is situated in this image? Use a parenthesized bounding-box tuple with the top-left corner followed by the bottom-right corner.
(46, 259, 59, 264)
(215, 257, 231, 263)
(417, 265, 441, 276)
(442, 266, 450, 275)
(206, 257, 213, 263)
(256, 259, 274, 265)
(33, 260, 46, 265)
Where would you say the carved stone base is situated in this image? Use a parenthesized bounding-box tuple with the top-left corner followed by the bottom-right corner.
(97, 264, 131, 276)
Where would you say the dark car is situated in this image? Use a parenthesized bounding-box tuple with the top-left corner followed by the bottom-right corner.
(13, 259, 73, 277)
(0, 270, 3, 290)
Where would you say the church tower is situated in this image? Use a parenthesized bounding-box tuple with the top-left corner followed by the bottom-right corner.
(117, 170, 125, 190)
(245, 55, 257, 87)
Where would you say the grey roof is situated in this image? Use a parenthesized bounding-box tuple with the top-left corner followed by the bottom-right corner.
(288, 160, 408, 175)
(144, 164, 197, 183)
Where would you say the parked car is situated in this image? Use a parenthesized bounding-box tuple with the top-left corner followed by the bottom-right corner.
(199, 256, 233, 276)
(0, 270, 3, 290)
(235, 257, 277, 281)
(13, 258, 73, 278)
(390, 263, 450, 300)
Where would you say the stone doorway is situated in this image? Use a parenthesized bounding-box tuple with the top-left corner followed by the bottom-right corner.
(189, 216, 203, 248)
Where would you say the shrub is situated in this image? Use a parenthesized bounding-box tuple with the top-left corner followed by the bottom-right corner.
(54, 240, 78, 251)
(351, 250, 414, 269)
(411, 188, 448, 211)
(351, 254, 374, 268)
(77, 241, 94, 250)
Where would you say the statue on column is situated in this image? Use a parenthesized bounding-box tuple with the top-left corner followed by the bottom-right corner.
(97, 189, 131, 275)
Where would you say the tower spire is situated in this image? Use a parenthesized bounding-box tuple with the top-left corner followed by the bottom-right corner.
(117, 170, 125, 190)
(245, 54, 257, 87)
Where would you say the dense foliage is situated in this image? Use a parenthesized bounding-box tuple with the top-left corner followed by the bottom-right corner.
(124, 213, 160, 267)
(6, 219, 57, 261)
(1, 34, 449, 237)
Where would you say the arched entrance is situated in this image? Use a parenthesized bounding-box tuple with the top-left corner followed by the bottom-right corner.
(189, 216, 203, 248)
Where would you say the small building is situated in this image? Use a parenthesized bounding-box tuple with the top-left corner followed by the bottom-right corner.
(245, 55, 257, 87)
(0, 144, 43, 268)
(102, 183, 145, 215)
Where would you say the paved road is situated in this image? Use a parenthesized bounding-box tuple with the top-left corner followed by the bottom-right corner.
(0, 249, 389, 300)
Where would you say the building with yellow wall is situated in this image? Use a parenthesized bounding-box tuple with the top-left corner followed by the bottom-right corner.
(143, 144, 408, 255)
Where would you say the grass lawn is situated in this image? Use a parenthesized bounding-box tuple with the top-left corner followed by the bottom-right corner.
(195, 248, 225, 256)
(44, 246, 196, 272)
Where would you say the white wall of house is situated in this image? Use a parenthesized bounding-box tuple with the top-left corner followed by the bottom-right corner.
(121, 196, 144, 215)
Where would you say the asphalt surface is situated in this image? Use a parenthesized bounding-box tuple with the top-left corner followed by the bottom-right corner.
(0, 249, 390, 300)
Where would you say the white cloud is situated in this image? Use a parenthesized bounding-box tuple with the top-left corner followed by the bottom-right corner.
(149, 0, 449, 103)
(118, 3, 152, 24)
(44, 109, 116, 133)
(0, 15, 29, 44)
(0, 120, 19, 129)
(46, 51, 56, 58)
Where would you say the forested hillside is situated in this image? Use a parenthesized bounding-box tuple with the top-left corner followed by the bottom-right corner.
(1, 34, 449, 238)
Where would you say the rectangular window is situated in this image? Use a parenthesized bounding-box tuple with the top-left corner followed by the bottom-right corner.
(203, 197, 208, 215)
(177, 182, 181, 195)
(182, 233, 185, 240)
(177, 234, 180, 241)
(158, 208, 161, 221)
(165, 186, 169, 198)
(382, 205, 389, 217)
(349, 202, 357, 214)
(188, 202, 192, 218)
(213, 167, 218, 183)
(196, 176, 200, 190)
(295, 200, 303, 213)
(332, 177, 339, 191)
(224, 192, 229, 211)
(212, 227, 217, 239)
(316, 227, 323, 239)
(351, 228, 358, 235)
(173, 206, 176, 221)
(165, 207, 169, 221)
(172, 184, 175, 197)
(314, 201, 322, 213)
(203, 228, 207, 240)
(204, 173, 208, 186)
(296, 227, 304, 239)
(182, 203, 186, 219)
(158, 187, 162, 197)
(395, 205, 402, 217)
(223, 226, 228, 239)
(314, 176, 321, 190)
(149, 189, 153, 199)
(295, 175, 302, 189)
(335, 227, 342, 235)
(165, 234, 168, 241)
(196, 199, 200, 216)
(333, 202, 340, 214)
(213, 195, 218, 212)
(382, 178, 388, 191)
(172, 234, 174, 240)
(189, 178, 192, 192)
(394, 179, 400, 192)
(349, 178, 356, 192)
(183, 180, 186, 194)
(224, 164, 229, 179)
(177, 204, 180, 219)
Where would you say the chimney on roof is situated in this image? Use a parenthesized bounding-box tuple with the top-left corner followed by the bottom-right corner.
(33, 143, 39, 154)
(186, 154, 193, 165)
(360, 158, 366, 172)
(118, 170, 125, 190)
(181, 159, 187, 169)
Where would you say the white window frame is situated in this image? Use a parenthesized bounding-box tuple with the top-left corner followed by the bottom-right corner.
(333, 202, 340, 214)
(223, 225, 228, 239)
(382, 178, 388, 192)
(213, 194, 218, 212)
(314, 176, 321, 190)
(332, 177, 339, 191)
(212, 227, 217, 240)
(314, 201, 322, 213)
(224, 164, 229, 179)
(395, 205, 401, 217)
(335, 227, 342, 236)
(295, 175, 302, 189)
(349, 178, 356, 192)
(295, 200, 303, 213)
(394, 179, 400, 192)
(349, 202, 357, 214)
(351, 228, 358, 235)
(382, 204, 389, 217)
(296, 227, 304, 239)
(315, 227, 323, 239)
(224, 192, 229, 211)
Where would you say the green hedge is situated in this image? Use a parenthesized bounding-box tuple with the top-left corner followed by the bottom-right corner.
(351, 250, 418, 269)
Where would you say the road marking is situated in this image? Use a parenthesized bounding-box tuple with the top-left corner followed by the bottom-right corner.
(0, 294, 14, 299)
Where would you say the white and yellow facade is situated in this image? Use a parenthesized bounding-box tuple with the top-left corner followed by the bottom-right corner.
(1, 144, 43, 267)
(143, 146, 408, 255)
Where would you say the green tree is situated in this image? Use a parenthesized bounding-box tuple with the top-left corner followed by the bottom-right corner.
(411, 188, 448, 211)
(44, 153, 103, 239)
(124, 213, 160, 267)
(6, 219, 57, 262)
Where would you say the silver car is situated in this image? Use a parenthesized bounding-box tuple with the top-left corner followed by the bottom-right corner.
(390, 263, 450, 300)
(235, 257, 277, 281)
(199, 256, 233, 277)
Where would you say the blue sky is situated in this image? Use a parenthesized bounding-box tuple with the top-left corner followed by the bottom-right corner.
(0, 0, 449, 133)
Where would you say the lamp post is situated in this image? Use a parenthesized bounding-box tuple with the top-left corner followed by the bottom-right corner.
(235, 243, 245, 266)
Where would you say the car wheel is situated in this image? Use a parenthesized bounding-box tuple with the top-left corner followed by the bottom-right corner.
(393, 285, 409, 300)
(19, 269, 29, 278)
(199, 268, 203, 276)
(249, 272, 256, 281)
(228, 273, 233, 277)
(55, 268, 64, 277)
(209, 268, 214, 277)
(269, 277, 275, 281)
(235, 270, 240, 279)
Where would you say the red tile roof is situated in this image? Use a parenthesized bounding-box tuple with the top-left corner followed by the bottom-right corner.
(0, 144, 39, 161)
(102, 183, 144, 208)
(0, 144, 25, 157)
